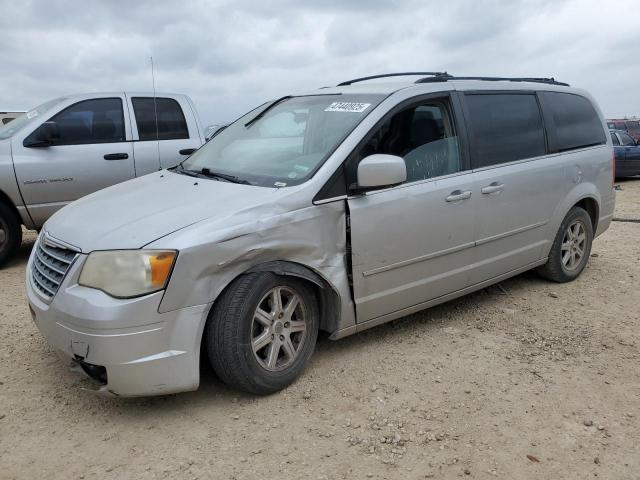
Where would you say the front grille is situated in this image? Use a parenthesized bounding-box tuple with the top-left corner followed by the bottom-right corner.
(31, 235, 78, 299)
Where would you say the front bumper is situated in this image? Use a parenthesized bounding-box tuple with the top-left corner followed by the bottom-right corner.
(26, 252, 211, 397)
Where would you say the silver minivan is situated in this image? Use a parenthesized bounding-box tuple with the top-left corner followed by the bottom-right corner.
(26, 73, 615, 396)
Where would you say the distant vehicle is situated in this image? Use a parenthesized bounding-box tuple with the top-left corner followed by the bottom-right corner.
(607, 119, 640, 141)
(0, 111, 26, 125)
(204, 123, 228, 141)
(26, 73, 615, 397)
(610, 129, 640, 177)
(0, 92, 204, 265)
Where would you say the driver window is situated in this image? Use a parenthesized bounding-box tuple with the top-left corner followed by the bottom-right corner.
(353, 100, 461, 183)
(48, 98, 125, 145)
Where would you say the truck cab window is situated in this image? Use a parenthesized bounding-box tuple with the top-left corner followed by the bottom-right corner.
(45, 98, 125, 145)
(132, 97, 189, 141)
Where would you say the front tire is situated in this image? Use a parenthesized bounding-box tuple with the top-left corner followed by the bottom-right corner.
(0, 203, 22, 268)
(206, 272, 319, 395)
(536, 206, 593, 283)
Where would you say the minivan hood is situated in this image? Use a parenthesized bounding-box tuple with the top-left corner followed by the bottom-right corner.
(45, 171, 282, 252)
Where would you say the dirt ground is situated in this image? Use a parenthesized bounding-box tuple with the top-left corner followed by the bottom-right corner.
(1, 181, 639, 480)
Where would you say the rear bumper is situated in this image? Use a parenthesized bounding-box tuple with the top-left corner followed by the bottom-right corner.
(26, 254, 211, 397)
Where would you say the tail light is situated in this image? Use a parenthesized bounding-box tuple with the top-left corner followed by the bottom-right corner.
(612, 150, 616, 188)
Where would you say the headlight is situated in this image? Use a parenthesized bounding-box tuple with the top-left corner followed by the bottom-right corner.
(79, 250, 177, 298)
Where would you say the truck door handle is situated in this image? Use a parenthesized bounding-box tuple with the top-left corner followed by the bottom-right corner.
(481, 182, 504, 194)
(103, 153, 129, 160)
(445, 190, 472, 202)
(179, 148, 197, 156)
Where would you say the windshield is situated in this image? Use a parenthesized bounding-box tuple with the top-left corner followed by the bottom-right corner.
(0, 97, 67, 140)
(181, 94, 385, 187)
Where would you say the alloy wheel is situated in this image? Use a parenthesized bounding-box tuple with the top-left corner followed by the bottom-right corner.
(561, 220, 587, 271)
(251, 286, 308, 371)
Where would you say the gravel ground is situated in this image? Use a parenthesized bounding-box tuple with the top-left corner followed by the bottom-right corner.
(1, 181, 639, 480)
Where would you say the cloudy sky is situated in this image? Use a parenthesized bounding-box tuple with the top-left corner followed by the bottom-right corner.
(1, 0, 639, 126)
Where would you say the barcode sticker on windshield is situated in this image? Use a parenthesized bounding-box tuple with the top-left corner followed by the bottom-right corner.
(324, 102, 371, 113)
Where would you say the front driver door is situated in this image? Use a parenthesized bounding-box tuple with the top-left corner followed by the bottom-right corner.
(12, 96, 134, 226)
(347, 94, 476, 323)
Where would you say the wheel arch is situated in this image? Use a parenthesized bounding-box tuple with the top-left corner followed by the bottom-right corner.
(543, 182, 601, 259)
(0, 188, 22, 225)
(202, 260, 342, 338)
(574, 196, 599, 232)
(246, 261, 342, 335)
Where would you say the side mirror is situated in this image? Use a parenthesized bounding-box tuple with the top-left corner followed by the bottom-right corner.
(355, 154, 407, 190)
(23, 121, 60, 148)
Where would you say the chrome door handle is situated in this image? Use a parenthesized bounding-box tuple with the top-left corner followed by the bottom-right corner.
(445, 190, 472, 202)
(481, 182, 504, 194)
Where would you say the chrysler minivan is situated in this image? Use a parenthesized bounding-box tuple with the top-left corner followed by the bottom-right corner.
(26, 73, 615, 396)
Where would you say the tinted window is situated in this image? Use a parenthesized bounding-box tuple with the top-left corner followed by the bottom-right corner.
(544, 92, 606, 151)
(2, 118, 14, 125)
(466, 94, 546, 167)
(132, 97, 189, 141)
(611, 133, 620, 146)
(48, 98, 125, 145)
(350, 100, 461, 183)
(619, 132, 635, 146)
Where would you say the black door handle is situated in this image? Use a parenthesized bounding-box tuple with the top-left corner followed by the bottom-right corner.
(104, 153, 129, 160)
(179, 148, 197, 156)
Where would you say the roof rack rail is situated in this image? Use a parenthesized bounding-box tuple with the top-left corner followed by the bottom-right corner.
(337, 72, 449, 87)
(415, 75, 569, 87)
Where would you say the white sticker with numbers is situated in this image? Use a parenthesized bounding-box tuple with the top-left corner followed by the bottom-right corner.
(324, 102, 371, 113)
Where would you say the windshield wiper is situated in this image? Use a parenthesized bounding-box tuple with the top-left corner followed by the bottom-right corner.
(244, 95, 292, 128)
(200, 168, 252, 184)
(170, 164, 201, 177)
(171, 164, 251, 184)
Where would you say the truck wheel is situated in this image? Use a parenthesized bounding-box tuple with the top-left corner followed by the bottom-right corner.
(536, 206, 593, 283)
(206, 272, 319, 395)
(0, 203, 22, 268)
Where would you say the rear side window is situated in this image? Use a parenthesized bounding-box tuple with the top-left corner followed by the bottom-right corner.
(465, 93, 546, 168)
(46, 98, 126, 145)
(543, 92, 606, 151)
(132, 97, 189, 141)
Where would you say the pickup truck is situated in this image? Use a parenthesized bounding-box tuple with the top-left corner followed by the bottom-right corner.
(0, 92, 204, 265)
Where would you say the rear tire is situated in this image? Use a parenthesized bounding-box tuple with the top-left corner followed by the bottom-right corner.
(536, 206, 593, 283)
(0, 203, 22, 268)
(206, 272, 319, 395)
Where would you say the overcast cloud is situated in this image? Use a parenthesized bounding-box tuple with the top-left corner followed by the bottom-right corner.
(1, 0, 639, 125)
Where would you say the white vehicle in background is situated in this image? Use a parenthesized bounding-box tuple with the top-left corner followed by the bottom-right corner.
(0, 92, 205, 265)
(0, 110, 26, 125)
